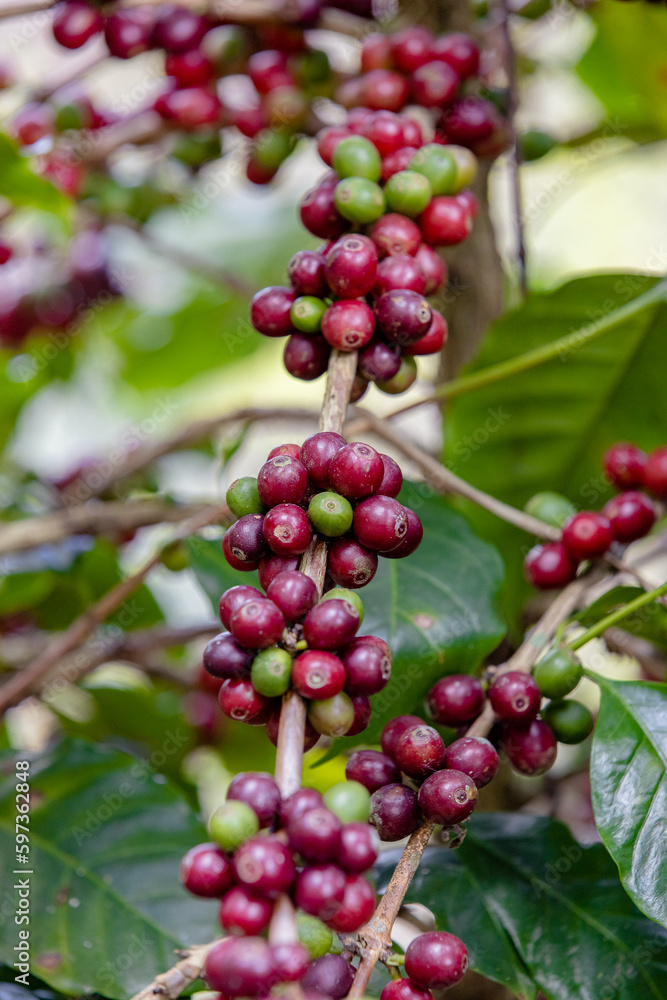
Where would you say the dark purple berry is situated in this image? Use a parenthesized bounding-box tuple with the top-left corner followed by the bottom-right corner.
(229, 598, 285, 650)
(489, 670, 541, 723)
(288, 249, 328, 297)
(224, 514, 267, 566)
(300, 431, 347, 489)
(263, 503, 313, 556)
(347, 694, 372, 735)
(267, 570, 318, 622)
(404, 931, 469, 990)
(375, 289, 432, 346)
(418, 768, 478, 824)
(203, 632, 253, 679)
(257, 455, 309, 507)
(345, 749, 400, 792)
(370, 783, 421, 841)
(271, 943, 311, 983)
(205, 936, 276, 997)
(444, 736, 499, 787)
(358, 337, 402, 382)
(301, 954, 354, 999)
(342, 637, 392, 696)
(394, 724, 446, 779)
(287, 807, 342, 862)
(180, 843, 232, 897)
(502, 720, 557, 776)
(284, 333, 331, 381)
(427, 675, 484, 727)
(303, 598, 360, 650)
(381, 715, 423, 757)
(228, 771, 281, 828)
(353, 495, 409, 552)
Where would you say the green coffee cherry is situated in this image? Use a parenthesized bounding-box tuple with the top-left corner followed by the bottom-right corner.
(333, 135, 382, 182)
(209, 800, 259, 852)
(524, 491, 576, 528)
(160, 540, 190, 573)
(291, 296, 327, 334)
(445, 145, 477, 192)
(296, 911, 334, 959)
(251, 647, 293, 697)
(321, 586, 364, 625)
(410, 145, 458, 196)
(334, 178, 386, 225)
(519, 129, 557, 162)
(308, 492, 354, 537)
(308, 691, 355, 737)
(542, 699, 594, 744)
(323, 780, 371, 823)
(384, 170, 432, 216)
(534, 648, 583, 699)
(226, 476, 264, 518)
(254, 127, 295, 170)
(377, 355, 417, 395)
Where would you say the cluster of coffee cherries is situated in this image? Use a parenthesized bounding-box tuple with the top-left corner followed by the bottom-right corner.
(0, 229, 117, 348)
(523, 441, 664, 590)
(251, 112, 478, 391)
(224, 434, 423, 587)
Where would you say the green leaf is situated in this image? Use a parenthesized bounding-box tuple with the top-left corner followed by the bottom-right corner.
(577, 585, 667, 651)
(0, 135, 71, 214)
(0, 739, 217, 998)
(186, 535, 261, 609)
(375, 813, 667, 1000)
(590, 677, 667, 930)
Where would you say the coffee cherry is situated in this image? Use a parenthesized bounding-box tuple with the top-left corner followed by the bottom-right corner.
(219, 886, 273, 936)
(330, 442, 384, 500)
(333, 135, 382, 181)
(318, 126, 350, 166)
(272, 943, 311, 983)
(524, 542, 579, 589)
(258, 553, 299, 590)
(154, 7, 207, 52)
(258, 455, 309, 507)
(204, 632, 253, 679)
(370, 783, 421, 841)
(308, 492, 353, 537)
(542, 699, 594, 744)
(288, 806, 343, 862)
(295, 864, 347, 920)
(405, 931, 469, 990)
(291, 649, 345, 702)
(104, 9, 155, 58)
(382, 146, 420, 182)
(53, 0, 104, 49)
(323, 780, 371, 823)
(534, 648, 583, 700)
(342, 637, 391, 695)
(308, 691, 355, 736)
(335, 178, 386, 225)
(381, 979, 433, 1000)
(405, 310, 448, 356)
(369, 213, 422, 258)
(524, 492, 577, 528)
(377, 355, 418, 395)
(223, 515, 266, 569)
(325, 235, 378, 297)
(228, 771, 281, 828)
(251, 647, 293, 697)
(381, 714, 422, 757)
(375, 290, 432, 345)
(347, 693, 372, 735)
(502, 719, 557, 776)
(431, 32, 480, 78)
(301, 953, 354, 999)
(229, 598, 285, 649)
(321, 299, 375, 351)
(329, 873, 376, 932)
(288, 250, 328, 297)
(562, 511, 613, 561)
(361, 33, 394, 72)
(321, 586, 365, 623)
(267, 569, 318, 621)
(410, 144, 457, 196)
(251, 286, 295, 337)
(205, 938, 276, 996)
(339, 821, 379, 872)
(358, 337, 402, 382)
(361, 111, 406, 158)
(328, 536, 378, 588)
(281, 787, 324, 826)
(353, 495, 410, 552)
(392, 26, 434, 72)
(219, 678, 271, 723)
(394, 724, 446, 779)
(346, 749, 400, 791)
(444, 736, 499, 787)
(247, 49, 292, 93)
(375, 454, 403, 498)
(362, 69, 410, 113)
(301, 180, 348, 240)
(642, 446, 667, 497)
(180, 843, 232, 897)
(233, 835, 295, 896)
(602, 491, 656, 542)
(284, 333, 331, 380)
(411, 61, 459, 109)
(303, 598, 360, 649)
(156, 87, 222, 129)
(440, 96, 504, 151)
(209, 800, 260, 852)
(300, 431, 347, 489)
(419, 196, 472, 245)
(384, 171, 433, 217)
(263, 503, 313, 556)
(418, 768, 478, 825)
(374, 254, 427, 296)
(427, 675, 484, 727)
(603, 442, 648, 489)
(226, 477, 264, 518)
(384, 507, 424, 558)
(489, 670, 541, 723)
(291, 296, 327, 334)
(165, 49, 214, 87)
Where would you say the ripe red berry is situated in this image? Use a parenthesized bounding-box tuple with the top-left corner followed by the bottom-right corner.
(53, 0, 104, 49)
(218, 585, 264, 630)
(405, 310, 448, 356)
(257, 454, 309, 507)
(342, 637, 392, 695)
(154, 7, 207, 52)
(418, 768, 478, 824)
(325, 235, 378, 298)
(229, 598, 284, 650)
(267, 570, 318, 622)
(411, 61, 459, 108)
(384, 507, 423, 559)
(328, 536, 378, 588)
(361, 69, 410, 112)
(155, 86, 221, 129)
(204, 632, 253, 679)
(165, 48, 213, 86)
(361, 110, 407, 158)
(219, 886, 273, 936)
(338, 821, 379, 872)
(361, 33, 394, 72)
(430, 33, 480, 79)
(489, 670, 541, 723)
(369, 213, 422, 258)
(248, 49, 293, 94)
(287, 806, 342, 862)
(380, 979, 433, 1000)
(405, 931, 469, 990)
(301, 954, 354, 999)
(219, 678, 270, 723)
(317, 125, 350, 166)
(104, 8, 155, 58)
(271, 943, 310, 983)
(280, 786, 324, 826)
(251, 286, 296, 337)
(292, 649, 347, 699)
(524, 542, 579, 589)
(353, 495, 410, 552)
(415, 243, 447, 293)
(376, 454, 403, 497)
(603, 442, 647, 489)
(445, 736, 499, 787)
(382, 146, 420, 182)
(223, 514, 267, 569)
(346, 749, 400, 791)
(392, 26, 434, 73)
(358, 337, 402, 382)
(284, 333, 331, 381)
(374, 254, 427, 296)
(205, 937, 276, 997)
(394, 724, 446, 779)
(642, 447, 667, 498)
(419, 196, 472, 246)
(288, 250, 328, 297)
(12, 103, 54, 145)
(258, 553, 299, 590)
(295, 863, 347, 920)
(303, 599, 360, 650)
(502, 719, 557, 776)
(427, 675, 484, 727)
(370, 783, 421, 841)
(300, 180, 348, 240)
(602, 491, 656, 543)
(263, 503, 313, 556)
(228, 771, 281, 828)
(381, 714, 422, 757)
(347, 693, 373, 735)
(375, 290, 432, 345)
(299, 432, 346, 490)
(322, 300, 375, 351)
(180, 842, 232, 897)
(268, 443, 301, 460)
(329, 873, 376, 932)
(562, 511, 613, 560)
(329, 442, 384, 500)
(233, 835, 295, 896)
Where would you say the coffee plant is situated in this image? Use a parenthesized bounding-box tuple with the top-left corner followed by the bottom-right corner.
(0, 1, 666, 1000)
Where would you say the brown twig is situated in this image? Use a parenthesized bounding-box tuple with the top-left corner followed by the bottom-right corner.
(128, 942, 216, 1000)
(499, 0, 527, 296)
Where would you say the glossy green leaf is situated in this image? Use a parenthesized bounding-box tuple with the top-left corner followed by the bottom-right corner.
(0, 740, 217, 998)
(375, 813, 667, 1000)
(0, 135, 71, 214)
(577, 585, 667, 651)
(590, 676, 667, 929)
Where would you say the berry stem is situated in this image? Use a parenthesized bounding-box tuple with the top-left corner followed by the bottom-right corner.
(320, 349, 359, 434)
(569, 578, 667, 652)
(498, 0, 527, 297)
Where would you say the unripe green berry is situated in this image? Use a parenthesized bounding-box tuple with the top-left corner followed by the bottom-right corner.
(519, 129, 557, 162)
(333, 135, 382, 182)
(541, 699, 594, 744)
(384, 170, 432, 217)
(534, 648, 583, 699)
(308, 491, 354, 537)
(308, 691, 355, 737)
(296, 911, 334, 959)
(226, 476, 264, 518)
(377, 355, 417, 395)
(323, 780, 371, 823)
(410, 144, 458, 195)
(321, 586, 364, 625)
(446, 145, 478, 192)
(160, 540, 189, 572)
(251, 646, 293, 697)
(524, 491, 576, 528)
(291, 296, 327, 334)
(208, 800, 259, 852)
(335, 178, 386, 225)
(254, 127, 295, 170)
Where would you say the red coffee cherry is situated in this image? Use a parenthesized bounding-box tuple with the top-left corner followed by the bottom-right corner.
(295, 864, 347, 920)
(524, 542, 579, 590)
(381, 714, 423, 757)
(303, 599, 360, 650)
(251, 286, 296, 337)
(342, 637, 392, 696)
(329, 442, 384, 500)
(502, 719, 558, 776)
(603, 442, 647, 489)
(180, 843, 232, 897)
(233, 835, 296, 896)
(405, 931, 469, 990)
(374, 254, 427, 296)
(229, 598, 285, 649)
(368, 213, 422, 258)
(394, 724, 446, 779)
(257, 455, 309, 507)
(219, 886, 273, 936)
(292, 649, 347, 699)
(205, 937, 277, 997)
(288, 249, 328, 296)
(427, 675, 484, 727)
(338, 821, 379, 872)
(489, 670, 541, 723)
(418, 768, 478, 824)
(561, 511, 613, 560)
(346, 749, 401, 792)
(287, 806, 343, 862)
(284, 333, 331, 381)
(419, 196, 472, 246)
(203, 632, 253, 679)
(325, 235, 379, 298)
(329, 873, 376, 932)
(267, 570, 318, 622)
(642, 446, 667, 498)
(228, 771, 281, 828)
(263, 503, 313, 556)
(353, 495, 409, 551)
(322, 300, 375, 351)
(405, 310, 448, 356)
(219, 585, 264, 631)
(370, 783, 421, 841)
(219, 679, 271, 723)
(602, 491, 656, 543)
(380, 979, 434, 1000)
(445, 736, 499, 787)
(430, 33, 480, 79)
(328, 537, 378, 589)
(301, 954, 354, 1000)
